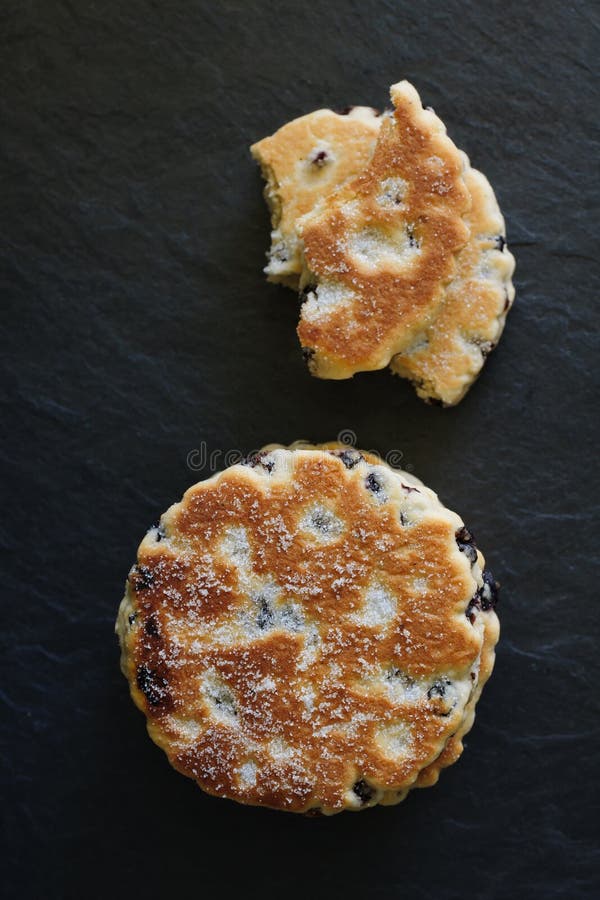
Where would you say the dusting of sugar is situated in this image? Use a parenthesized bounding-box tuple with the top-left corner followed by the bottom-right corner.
(202, 670, 238, 723)
(219, 525, 251, 567)
(297, 624, 321, 671)
(301, 280, 356, 324)
(376, 176, 408, 208)
(299, 503, 344, 542)
(268, 736, 298, 763)
(238, 760, 257, 788)
(376, 722, 413, 760)
(169, 716, 202, 744)
(353, 581, 397, 628)
(348, 226, 421, 272)
(298, 684, 316, 717)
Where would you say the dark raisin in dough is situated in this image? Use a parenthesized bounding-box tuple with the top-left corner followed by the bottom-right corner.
(353, 780, 375, 803)
(332, 448, 364, 469)
(136, 664, 169, 707)
(147, 522, 165, 542)
(130, 564, 154, 591)
(480, 570, 500, 610)
(428, 678, 451, 699)
(243, 452, 274, 473)
(257, 597, 274, 630)
(456, 526, 478, 564)
(406, 225, 419, 248)
(144, 614, 160, 637)
(466, 570, 500, 621)
(311, 150, 328, 166)
(310, 511, 331, 533)
(365, 472, 382, 493)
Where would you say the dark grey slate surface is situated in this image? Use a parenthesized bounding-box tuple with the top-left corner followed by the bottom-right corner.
(2, 1, 599, 897)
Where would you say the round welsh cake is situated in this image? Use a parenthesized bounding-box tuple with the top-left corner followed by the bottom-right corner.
(116, 444, 499, 814)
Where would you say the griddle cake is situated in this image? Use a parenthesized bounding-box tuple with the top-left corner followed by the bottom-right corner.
(252, 82, 515, 401)
(116, 445, 499, 814)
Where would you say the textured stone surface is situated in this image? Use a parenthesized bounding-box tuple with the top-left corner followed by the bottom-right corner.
(2, 1, 598, 898)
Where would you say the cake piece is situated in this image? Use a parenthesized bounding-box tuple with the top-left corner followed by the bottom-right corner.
(252, 82, 515, 400)
(116, 444, 499, 814)
(390, 157, 515, 405)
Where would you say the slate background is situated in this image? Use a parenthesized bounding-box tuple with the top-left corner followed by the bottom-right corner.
(2, 1, 599, 897)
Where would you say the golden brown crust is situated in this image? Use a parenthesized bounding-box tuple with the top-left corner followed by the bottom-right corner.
(296, 82, 471, 378)
(117, 447, 496, 814)
(390, 161, 516, 404)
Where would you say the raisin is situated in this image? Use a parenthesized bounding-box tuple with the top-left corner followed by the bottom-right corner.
(480, 570, 500, 611)
(427, 678, 451, 700)
(129, 564, 154, 591)
(352, 780, 375, 803)
(331, 448, 363, 469)
(386, 668, 415, 688)
(302, 347, 315, 364)
(144, 614, 160, 637)
(456, 526, 478, 564)
(243, 451, 274, 473)
(147, 523, 165, 542)
(466, 570, 499, 620)
(128, 612, 137, 626)
(311, 150, 328, 167)
(256, 597, 274, 630)
(310, 511, 331, 533)
(365, 472, 382, 493)
(495, 234, 507, 252)
(406, 225, 419, 248)
(136, 664, 169, 707)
